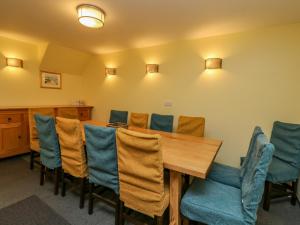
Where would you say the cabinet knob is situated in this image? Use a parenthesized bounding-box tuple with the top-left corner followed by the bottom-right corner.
(18, 135, 21, 139)
(7, 117, 12, 122)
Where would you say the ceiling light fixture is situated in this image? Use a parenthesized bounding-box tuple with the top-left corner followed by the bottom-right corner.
(77, 4, 105, 29)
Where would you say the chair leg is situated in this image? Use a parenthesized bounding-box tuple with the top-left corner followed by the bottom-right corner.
(182, 216, 190, 225)
(183, 174, 190, 194)
(30, 150, 35, 170)
(79, 177, 86, 209)
(88, 183, 94, 215)
(61, 170, 66, 197)
(54, 168, 60, 195)
(263, 181, 272, 211)
(40, 165, 45, 186)
(154, 216, 163, 225)
(119, 200, 125, 225)
(115, 195, 120, 225)
(291, 180, 298, 206)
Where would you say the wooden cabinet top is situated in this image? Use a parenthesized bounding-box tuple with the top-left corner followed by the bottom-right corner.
(0, 105, 93, 111)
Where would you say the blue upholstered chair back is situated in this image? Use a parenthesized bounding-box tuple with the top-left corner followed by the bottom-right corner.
(241, 132, 274, 225)
(85, 124, 119, 194)
(240, 127, 264, 179)
(271, 121, 300, 168)
(109, 110, 128, 124)
(150, 113, 174, 132)
(34, 114, 61, 169)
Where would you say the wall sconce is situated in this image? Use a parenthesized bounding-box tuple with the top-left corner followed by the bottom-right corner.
(105, 67, 117, 76)
(205, 58, 222, 69)
(146, 64, 159, 74)
(6, 58, 23, 68)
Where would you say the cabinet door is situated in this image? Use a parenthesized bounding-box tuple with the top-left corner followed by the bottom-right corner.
(0, 123, 22, 157)
(78, 108, 91, 121)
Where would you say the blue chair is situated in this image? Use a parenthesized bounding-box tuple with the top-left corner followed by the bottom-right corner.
(208, 127, 264, 189)
(263, 121, 300, 210)
(34, 114, 61, 195)
(150, 113, 174, 132)
(181, 128, 274, 225)
(84, 124, 120, 224)
(109, 110, 128, 124)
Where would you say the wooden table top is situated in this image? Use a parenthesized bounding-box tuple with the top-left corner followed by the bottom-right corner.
(81, 120, 222, 179)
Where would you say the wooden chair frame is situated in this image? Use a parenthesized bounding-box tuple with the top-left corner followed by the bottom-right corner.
(118, 201, 166, 225)
(88, 183, 120, 225)
(40, 165, 61, 195)
(61, 170, 87, 209)
(30, 150, 41, 170)
(263, 179, 299, 211)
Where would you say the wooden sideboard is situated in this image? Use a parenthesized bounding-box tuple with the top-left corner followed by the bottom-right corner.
(0, 109, 29, 158)
(0, 106, 93, 159)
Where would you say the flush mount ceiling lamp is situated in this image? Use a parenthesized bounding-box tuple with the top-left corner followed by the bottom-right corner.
(6, 58, 23, 68)
(77, 4, 105, 29)
(205, 58, 222, 69)
(146, 64, 159, 74)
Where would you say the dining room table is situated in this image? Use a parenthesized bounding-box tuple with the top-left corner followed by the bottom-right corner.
(81, 120, 222, 225)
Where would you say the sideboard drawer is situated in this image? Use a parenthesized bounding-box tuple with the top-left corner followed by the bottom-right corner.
(0, 114, 22, 124)
(56, 107, 79, 119)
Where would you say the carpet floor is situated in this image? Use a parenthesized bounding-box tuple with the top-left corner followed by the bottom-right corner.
(0, 156, 299, 225)
(0, 195, 71, 225)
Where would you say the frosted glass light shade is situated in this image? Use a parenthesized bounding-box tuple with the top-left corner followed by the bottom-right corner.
(105, 68, 117, 75)
(6, 58, 23, 68)
(77, 4, 105, 29)
(205, 58, 222, 69)
(146, 64, 159, 73)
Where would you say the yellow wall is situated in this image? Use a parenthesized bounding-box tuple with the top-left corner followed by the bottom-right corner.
(0, 36, 84, 106)
(82, 23, 300, 167)
(40, 43, 92, 75)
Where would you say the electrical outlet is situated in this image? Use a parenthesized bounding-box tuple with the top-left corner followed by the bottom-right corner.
(164, 100, 173, 107)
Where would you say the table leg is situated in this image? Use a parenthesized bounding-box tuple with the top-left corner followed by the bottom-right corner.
(169, 170, 182, 225)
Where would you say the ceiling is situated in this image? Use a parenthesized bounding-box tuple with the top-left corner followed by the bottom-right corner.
(1, 0, 300, 54)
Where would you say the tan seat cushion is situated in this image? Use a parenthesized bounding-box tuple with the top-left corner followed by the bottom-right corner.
(56, 117, 87, 178)
(116, 128, 169, 217)
(129, 113, 149, 129)
(29, 108, 55, 139)
(123, 181, 170, 217)
(176, 116, 205, 137)
(30, 139, 40, 152)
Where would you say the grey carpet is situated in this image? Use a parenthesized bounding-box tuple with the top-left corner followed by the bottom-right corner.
(0, 156, 300, 225)
(0, 195, 71, 225)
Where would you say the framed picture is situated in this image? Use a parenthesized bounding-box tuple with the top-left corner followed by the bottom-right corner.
(40, 71, 62, 89)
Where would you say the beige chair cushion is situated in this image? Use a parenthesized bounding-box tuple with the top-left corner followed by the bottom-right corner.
(56, 117, 87, 178)
(116, 128, 169, 217)
(129, 113, 149, 129)
(28, 108, 56, 152)
(176, 116, 205, 137)
(30, 139, 40, 152)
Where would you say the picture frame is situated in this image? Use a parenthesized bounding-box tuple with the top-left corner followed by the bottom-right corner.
(40, 70, 62, 89)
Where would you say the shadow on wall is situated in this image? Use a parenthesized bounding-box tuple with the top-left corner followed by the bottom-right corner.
(0, 53, 6, 70)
